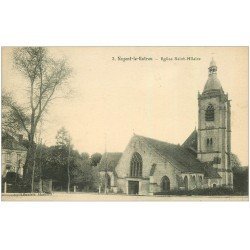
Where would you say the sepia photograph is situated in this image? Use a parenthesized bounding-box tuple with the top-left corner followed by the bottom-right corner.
(1, 2, 250, 250)
(1, 46, 248, 201)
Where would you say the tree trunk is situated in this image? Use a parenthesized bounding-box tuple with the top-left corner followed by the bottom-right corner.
(67, 145, 71, 193)
(23, 131, 36, 191)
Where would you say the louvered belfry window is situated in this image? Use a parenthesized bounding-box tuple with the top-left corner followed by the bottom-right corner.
(205, 104, 215, 121)
(130, 152, 143, 177)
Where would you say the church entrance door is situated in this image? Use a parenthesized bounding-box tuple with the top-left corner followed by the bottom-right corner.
(161, 176, 170, 193)
(128, 181, 139, 195)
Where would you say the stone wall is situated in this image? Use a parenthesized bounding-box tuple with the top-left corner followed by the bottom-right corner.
(115, 135, 179, 195)
(149, 162, 180, 194)
(99, 171, 116, 193)
(198, 92, 231, 188)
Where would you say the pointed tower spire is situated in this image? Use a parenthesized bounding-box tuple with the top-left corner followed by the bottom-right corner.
(203, 58, 223, 94)
(208, 57, 217, 75)
(209, 57, 216, 66)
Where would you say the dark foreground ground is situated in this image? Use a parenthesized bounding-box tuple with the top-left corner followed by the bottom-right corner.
(2, 192, 248, 201)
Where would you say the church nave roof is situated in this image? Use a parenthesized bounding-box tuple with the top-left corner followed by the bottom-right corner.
(98, 152, 122, 172)
(135, 134, 204, 174)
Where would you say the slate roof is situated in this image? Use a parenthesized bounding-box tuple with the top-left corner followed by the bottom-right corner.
(98, 152, 122, 172)
(136, 134, 221, 178)
(203, 162, 222, 179)
(182, 129, 198, 154)
(182, 131, 221, 178)
(203, 60, 224, 94)
(2, 133, 27, 151)
(136, 135, 204, 174)
(203, 74, 224, 94)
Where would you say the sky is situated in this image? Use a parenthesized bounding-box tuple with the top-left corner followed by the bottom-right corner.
(2, 47, 248, 165)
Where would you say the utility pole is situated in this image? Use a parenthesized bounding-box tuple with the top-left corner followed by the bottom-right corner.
(67, 138, 71, 193)
(104, 133, 108, 194)
(38, 138, 43, 193)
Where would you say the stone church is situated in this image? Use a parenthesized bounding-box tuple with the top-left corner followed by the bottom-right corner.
(98, 59, 233, 195)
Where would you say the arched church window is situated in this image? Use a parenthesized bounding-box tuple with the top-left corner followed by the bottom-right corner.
(199, 176, 203, 183)
(184, 176, 188, 190)
(206, 138, 213, 148)
(205, 104, 215, 121)
(6, 152, 11, 162)
(213, 157, 221, 164)
(210, 138, 213, 145)
(130, 152, 143, 177)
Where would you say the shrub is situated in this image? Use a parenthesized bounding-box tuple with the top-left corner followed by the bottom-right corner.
(233, 167, 248, 195)
(154, 187, 238, 196)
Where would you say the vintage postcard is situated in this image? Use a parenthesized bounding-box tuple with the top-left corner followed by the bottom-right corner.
(1, 46, 248, 201)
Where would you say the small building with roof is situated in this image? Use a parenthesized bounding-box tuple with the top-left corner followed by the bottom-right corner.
(1, 133, 27, 178)
(98, 59, 233, 195)
(98, 152, 122, 193)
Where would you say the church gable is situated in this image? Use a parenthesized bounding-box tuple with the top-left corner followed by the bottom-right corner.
(115, 134, 224, 194)
(116, 134, 205, 180)
(182, 129, 198, 154)
(115, 135, 168, 179)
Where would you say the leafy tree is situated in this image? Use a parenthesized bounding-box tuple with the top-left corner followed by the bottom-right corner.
(231, 153, 248, 195)
(25, 128, 100, 192)
(4, 47, 72, 190)
(233, 167, 248, 194)
(41, 145, 68, 189)
(70, 151, 99, 191)
(231, 153, 242, 169)
(41, 145, 99, 192)
(55, 127, 72, 192)
(90, 152, 102, 166)
(81, 152, 90, 161)
(56, 127, 71, 148)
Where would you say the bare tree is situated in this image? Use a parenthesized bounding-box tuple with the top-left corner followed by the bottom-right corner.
(4, 47, 72, 189)
(2, 91, 30, 137)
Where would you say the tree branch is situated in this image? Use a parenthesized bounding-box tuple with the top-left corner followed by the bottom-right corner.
(9, 104, 30, 135)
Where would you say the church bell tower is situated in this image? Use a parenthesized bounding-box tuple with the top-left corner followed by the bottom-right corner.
(197, 59, 233, 187)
